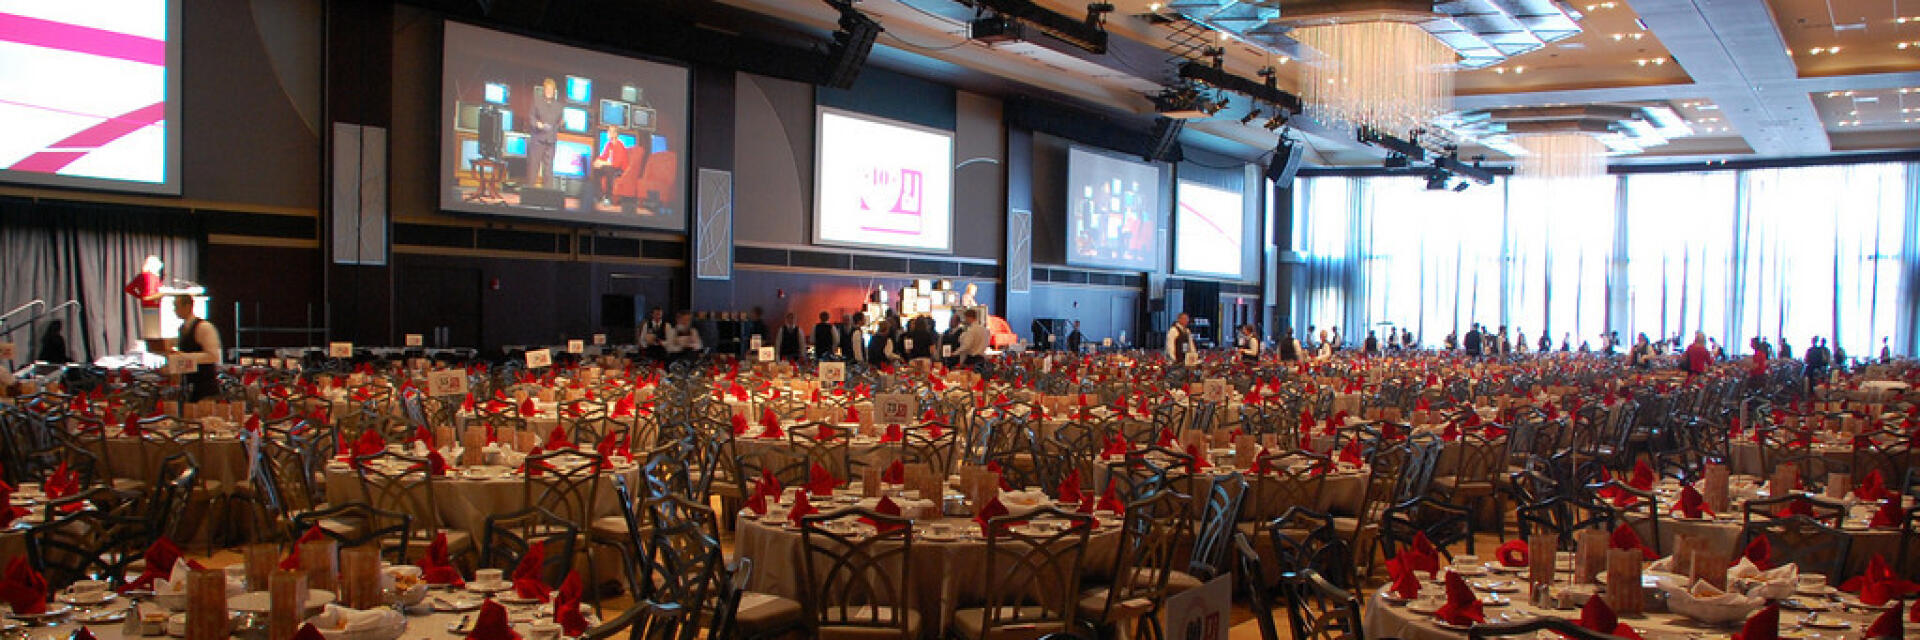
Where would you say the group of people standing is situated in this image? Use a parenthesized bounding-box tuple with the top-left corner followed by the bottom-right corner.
(637, 306, 993, 367)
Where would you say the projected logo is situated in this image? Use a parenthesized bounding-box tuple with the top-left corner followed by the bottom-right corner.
(856, 165, 925, 235)
(0, 3, 169, 185)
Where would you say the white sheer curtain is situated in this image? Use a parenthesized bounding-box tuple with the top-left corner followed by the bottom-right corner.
(1623, 171, 1737, 346)
(1288, 161, 1916, 357)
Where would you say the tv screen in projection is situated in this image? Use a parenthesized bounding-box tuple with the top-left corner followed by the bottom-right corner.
(1174, 180, 1245, 278)
(0, 0, 181, 194)
(440, 21, 689, 229)
(813, 107, 954, 253)
(1065, 146, 1161, 271)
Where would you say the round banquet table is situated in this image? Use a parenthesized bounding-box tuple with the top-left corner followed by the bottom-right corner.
(1725, 441, 1857, 477)
(321, 459, 640, 545)
(1360, 584, 1903, 640)
(1620, 485, 1913, 581)
(734, 500, 1123, 638)
(0, 588, 599, 640)
(90, 433, 254, 490)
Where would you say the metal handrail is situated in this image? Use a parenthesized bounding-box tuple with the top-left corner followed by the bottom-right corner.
(0, 300, 45, 324)
(0, 299, 81, 337)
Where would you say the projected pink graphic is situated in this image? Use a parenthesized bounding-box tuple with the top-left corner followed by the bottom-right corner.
(857, 166, 925, 235)
(0, 7, 170, 185)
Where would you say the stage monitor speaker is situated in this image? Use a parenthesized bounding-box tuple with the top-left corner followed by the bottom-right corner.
(520, 187, 566, 210)
(1265, 137, 1306, 186)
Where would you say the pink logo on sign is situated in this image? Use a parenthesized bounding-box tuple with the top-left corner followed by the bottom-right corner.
(859, 167, 923, 217)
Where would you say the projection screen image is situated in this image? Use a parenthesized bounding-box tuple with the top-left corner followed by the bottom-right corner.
(813, 107, 955, 253)
(0, 0, 181, 194)
(440, 21, 689, 229)
(1065, 146, 1160, 271)
(1174, 180, 1245, 279)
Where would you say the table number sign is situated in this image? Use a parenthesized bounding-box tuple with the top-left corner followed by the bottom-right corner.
(567, 339, 585, 354)
(1103, 338, 1113, 347)
(874, 393, 915, 424)
(327, 342, 353, 358)
(750, 335, 762, 350)
(1164, 575, 1231, 640)
(757, 346, 776, 362)
(525, 348, 552, 369)
(164, 353, 196, 375)
(941, 344, 953, 358)
(593, 333, 607, 346)
(427, 369, 468, 397)
(819, 361, 845, 383)
(404, 334, 423, 347)
(270, 358, 285, 369)
(1185, 352, 1200, 366)
(240, 357, 256, 366)
(1202, 378, 1228, 403)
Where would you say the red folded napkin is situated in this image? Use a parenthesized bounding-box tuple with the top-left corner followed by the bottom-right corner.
(881, 459, 905, 485)
(1440, 423, 1460, 442)
(1911, 596, 1920, 623)
(1865, 606, 1902, 639)
(554, 572, 589, 635)
(1386, 557, 1420, 600)
(0, 557, 47, 615)
(1338, 439, 1364, 466)
(1183, 444, 1209, 473)
(352, 428, 385, 459)
(746, 484, 769, 515)
(0, 483, 27, 528)
(927, 424, 944, 439)
(862, 496, 908, 533)
(1433, 570, 1485, 625)
(1495, 539, 1528, 567)
(1855, 469, 1891, 501)
(1100, 435, 1129, 458)
(760, 408, 780, 433)
(521, 446, 547, 477)
(1096, 482, 1125, 514)
(279, 525, 327, 570)
(416, 531, 464, 587)
(1736, 536, 1772, 570)
(1732, 603, 1779, 640)
(1774, 498, 1815, 519)
(881, 424, 902, 443)
(1673, 483, 1714, 518)
(985, 461, 1013, 491)
(1299, 410, 1316, 434)
(788, 492, 818, 525)
(1402, 532, 1440, 574)
(510, 541, 550, 602)
(817, 422, 837, 441)
(612, 394, 635, 418)
(805, 462, 837, 496)
(1057, 469, 1084, 504)
(290, 623, 326, 640)
(1610, 524, 1657, 560)
(730, 414, 750, 435)
(518, 398, 536, 417)
(467, 600, 521, 640)
(973, 496, 1010, 532)
(1629, 459, 1655, 490)
(544, 424, 570, 450)
(1842, 555, 1920, 603)
(1155, 428, 1177, 448)
(1869, 498, 1904, 528)
(1579, 594, 1643, 639)
(122, 537, 183, 593)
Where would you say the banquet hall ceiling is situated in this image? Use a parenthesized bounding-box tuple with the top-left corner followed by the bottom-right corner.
(703, 0, 1920, 167)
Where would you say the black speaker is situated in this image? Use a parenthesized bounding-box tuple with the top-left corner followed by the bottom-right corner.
(821, 3, 881, 89)
(1265, 137, 1305, 185)
(1143, 116, 1184, 163)
(519, 187, 566, 210)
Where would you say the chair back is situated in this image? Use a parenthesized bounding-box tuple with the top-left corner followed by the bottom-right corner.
(646, 494, 723, 615)
(1232, 533, 1282, 640)
(1267, 508, 1353, 589)
(1516, 495, 1618, 551)
(353, 450, 448, 530)
(1379, 496, 1475, 561)
(522, 448, 606, 528)
(578, 600, 687, 640)
(480, 506, 580, 589)
(291, 502, 414, 564)
(1090, 490, 1185, 624)
(974, 507, 1094, 639)
(1277, 569, 1364, 640)
(1739, 515, 1852, 582)
(798, 508, 916, 635)
(1188, 473, 1248, 580)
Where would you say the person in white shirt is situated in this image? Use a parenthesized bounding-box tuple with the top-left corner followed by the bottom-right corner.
(167, 295, 222, 401)
(1236, 324, 1261, 363)
(844, 312, 868, 362)
(956, 309, 990, 365)
(663, 310, 703, 360)
(1165, 313, 1196, 363)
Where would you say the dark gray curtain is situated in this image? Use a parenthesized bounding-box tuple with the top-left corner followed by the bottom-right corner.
(0, 198, 202, 362)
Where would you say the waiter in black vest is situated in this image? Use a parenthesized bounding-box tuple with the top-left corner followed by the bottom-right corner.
(638, 308, 669, 362)
(168, 296, 221, 401)
(773, 312, 804, 360)
(812, 311, 840, 361)
(1165, 313, 1196, 363)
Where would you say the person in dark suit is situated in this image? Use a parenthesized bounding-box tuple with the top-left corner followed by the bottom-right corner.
(812, 312, 840, 361)
(37, 320, 69, 364)
(526, 78, 562, 188)
(842, 312, 868, 362)
(1066, 321, 1085, 353)
(773, 312, 804, 360)
(904, 316, 937, 362)
(1463, 323, 1483, 358)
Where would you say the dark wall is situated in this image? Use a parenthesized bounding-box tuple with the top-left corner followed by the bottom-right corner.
(182, 0, 323, 209)
(391, 253, 675, 349)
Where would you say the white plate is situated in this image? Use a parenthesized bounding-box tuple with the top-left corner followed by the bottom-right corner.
(75, 607, 128, 624)
(56, 591, 117, 606)
(465, 580, 512, 594)
(495, 593, 547, 605)
(1798, 616, 1851, 630)
(1448, 565, 1489, 577)
(428, 595, 483, 612)
(1407, 601, 1442, 615)
(228, 589, 335, 612)
(5, 603, 71, 620)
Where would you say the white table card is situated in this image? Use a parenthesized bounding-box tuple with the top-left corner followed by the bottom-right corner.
(427, 369, 469, 397)
(525, 348, 552, 369)
(404, 334, 423, 347)
(566, 340, 585, 354)
(327, 342, 353, 358)
(1202, 378, 1228, 403)
(874, 393, 916, 424)
(164, 353, 195, 375)
(1164, 575, 1231, 640)
(1102, 338, 1114, 347)
(819, 361, 846, 383)
(592, 333, 607, 346)
(757, 346, 776, 362)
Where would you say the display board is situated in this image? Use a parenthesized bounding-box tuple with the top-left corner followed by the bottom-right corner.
(0, 0, 182, 194)
(1065, 146, 1160, 271)
(439, 21, 689, 229)
(813, 107, 954, 253)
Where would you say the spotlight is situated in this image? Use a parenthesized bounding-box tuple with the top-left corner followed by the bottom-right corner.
(1241, 108, 1262, 125)
(1383, 153, 1410, 168)
(1453, 180, 1470, 192)
(1263, 111, 1287, 131)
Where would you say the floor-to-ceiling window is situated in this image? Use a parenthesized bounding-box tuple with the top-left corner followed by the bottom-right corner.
(1289, 161, 1916, 356)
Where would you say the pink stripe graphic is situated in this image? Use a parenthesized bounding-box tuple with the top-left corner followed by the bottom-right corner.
(7, 101, 165, 173)
(0, 12, 165, 66)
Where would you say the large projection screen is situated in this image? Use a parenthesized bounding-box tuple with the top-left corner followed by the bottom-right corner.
(1065, 146, 1160, 271)
(1174, 179, 1246, 279)
(0, 0, 182, 194)
(439, 22, 689, 229)
(813, 107, 954, 253)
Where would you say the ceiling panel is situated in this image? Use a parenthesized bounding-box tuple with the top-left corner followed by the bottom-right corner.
(1769, 0, 1920, 77)
(1455, 1, 1691, 94)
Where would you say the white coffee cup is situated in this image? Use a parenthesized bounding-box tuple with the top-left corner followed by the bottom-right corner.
(474, 568, 504, 585)
(930, 523, 954, 536)
(66, 580, 108, 596)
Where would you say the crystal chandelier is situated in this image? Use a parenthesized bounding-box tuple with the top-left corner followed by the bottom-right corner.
(1514, 133, 1609, 181)
(1295, 20, 1455, 134)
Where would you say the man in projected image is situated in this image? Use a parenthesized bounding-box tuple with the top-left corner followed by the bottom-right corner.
(527, 78, 562, 188)
(589, 123, 627, 207)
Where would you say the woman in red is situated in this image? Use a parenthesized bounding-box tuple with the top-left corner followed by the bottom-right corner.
(1683, 331, 1711, 377)
(124, 255, 164, 339)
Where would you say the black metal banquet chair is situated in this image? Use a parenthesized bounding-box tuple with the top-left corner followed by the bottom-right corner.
(1516, 495, 1618, 551)
(1268, 507, 1355, 591)
(291, 502, 414, 564)
(1378, 495, 1474, 562)
(1739, 515, 1852, 583)
(480, 506, 580, 591)
(1177, 472, 1248, 590)
(1081, 490, 1185, 640)
(797, 507, 921, 638)
(579, 600, 688, 640)
(647, 494, 802, 640)
(1233, 533, 1284, 640)
(1277, 567, 1365, 640)
(953, 508, 1095, 640)
(1467, 617, 1626, 640)
(1742, 494, 1848, 528)
(1583, 480, 1661, 556)
(24, 494, 149, 589)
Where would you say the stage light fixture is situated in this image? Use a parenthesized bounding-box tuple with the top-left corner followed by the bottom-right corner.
(1241, 108, 1262, 124)
(1263, 111, 1288, 130)
(1453, 180, 1470, 192)
(1425, 169, 1450, 190)
(1383, 153, 1410, 168)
